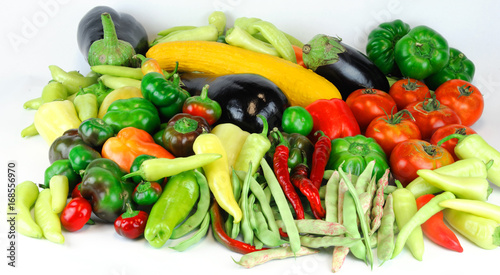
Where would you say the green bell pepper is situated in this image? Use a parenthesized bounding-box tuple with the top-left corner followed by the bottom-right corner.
(141, 72, 190, 122)
(326, 135, 389, 181)
(102, 97, 161, 135)
(366, 19, 411, 75)
(78, 117, 115, 149)
(68, 144, 102, 174)
(80, 158, 134, 223)
(424, 47, 475, 90)
(394, 25, 450, 80)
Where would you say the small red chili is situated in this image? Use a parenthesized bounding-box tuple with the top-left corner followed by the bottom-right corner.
(291, 161, 326, 219)
(60, 197, 93, 232)
(114, 203, 148, 239)
(310, 130, 332, 189)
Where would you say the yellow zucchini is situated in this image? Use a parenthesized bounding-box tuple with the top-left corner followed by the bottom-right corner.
(146, 41, 341, 107)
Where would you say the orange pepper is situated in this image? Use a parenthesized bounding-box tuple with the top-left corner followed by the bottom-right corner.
(102, 127, 174, 172)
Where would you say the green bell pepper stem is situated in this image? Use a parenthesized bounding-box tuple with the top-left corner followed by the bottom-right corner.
(23, 97, 43, 110)
(122, 153, 222, 182)
(100, 74, 142, 90)
(74, 93, 98, 122)
(208, 11, 226, 37)
(225, 26, 280, 57)
(437, 133, 500, 187)
(49, 65, 98, 95)
(91, 65, 144, 80)
(233, 115, 271, 175)
(21, 122, 39, 138)
(145, 170, 200, 248)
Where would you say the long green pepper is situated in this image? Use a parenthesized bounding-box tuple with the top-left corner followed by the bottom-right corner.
(234, 115, 270, 175)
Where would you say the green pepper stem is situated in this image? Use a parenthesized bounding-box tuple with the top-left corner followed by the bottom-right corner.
(120, 203, 140, 219)
(436, 133, 467, 147)
(100, 13, 119, 47)
(122, 170, 142, 180)
(272, 127, 289, 148)
(200, 84, 210, 100)
(257, 115, 269, 137)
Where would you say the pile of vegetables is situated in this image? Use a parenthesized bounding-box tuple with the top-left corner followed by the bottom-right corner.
(14, 6, 500, 273)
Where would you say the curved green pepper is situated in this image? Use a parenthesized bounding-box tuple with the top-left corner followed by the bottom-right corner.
(366, 19, 411, 75)
(129, 154, 161, 185)
(141, 72, 190, 122)
(394, 25, 450, 80)
(78, 118, 115, 149)
(80, 158, 134, 223)
(102, 97, 161, 135)
(326, 135, 389, 181)
(424, 47, 475, 90)
(144, 169, 200, 248)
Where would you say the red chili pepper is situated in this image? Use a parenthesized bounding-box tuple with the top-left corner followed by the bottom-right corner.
(114, 203, 148, 239)
(272, 130, 305, 220)
(416, 194, 463, 252)
(309, 131, 332, 190)
(209, 200, 267, 254)
(60, 197, 93, 232)
(71, 182, 82, 198)
(291, 161, 326, 219)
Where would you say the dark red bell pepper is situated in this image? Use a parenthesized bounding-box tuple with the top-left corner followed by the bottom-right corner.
(305, 98, 360, 142)
(114, 203, 148, 239)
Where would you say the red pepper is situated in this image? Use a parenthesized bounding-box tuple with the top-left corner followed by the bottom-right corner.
(60, 197, 94, 232)
(182, 84, 222, 125)
(305, 98, 361, 142)
(290, 160, 326, 219)
(209, 200, 267, 254)
(309, 131, 332, 189)
(272, 129, 305, 220)
(416, 194, 463, 252)
(71, 182, 82, 198)
(114, 203, 148, 239)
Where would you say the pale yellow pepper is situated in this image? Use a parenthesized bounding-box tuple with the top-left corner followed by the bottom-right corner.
(34, 100, 81, 145)
(97, 86, 143, 118)
(211, 123, 250, 171)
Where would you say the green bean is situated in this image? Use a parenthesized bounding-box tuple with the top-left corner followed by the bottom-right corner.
(99, 75, 141, 90)
(276, 219, 347, 236)
(331, 246, 350, 272)
(377, 169, 390, 189)
(253, 236, 264, 250)
(337, 177, 348, 224)
(370, 184, 386, 235)
(377, 193, 395, 266)
(171, 170, 211, 239)
(249, 176, 280, 237)
(260, 158, 301, 253)
(49, 175, 68, 214)
(300, 234, 360, 248)
(356, 160, 375, 194)
(252, 200, 284, 247)
(169, 212, 210, 252)
(225, 169, 242, 237)
(11, 181, 43, 239)
(234, 245, 318, 268)
(239, 163, 254, 245)
(325, 170, 340, 223)
(34, 189, 64, 244)
(343, 191, 366, 261)
(392, 191, 456, 259)
(21, 123, 39, 138)
(91, 65, 144, 80)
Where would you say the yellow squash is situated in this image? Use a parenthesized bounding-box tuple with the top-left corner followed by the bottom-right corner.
(146, 41, 342, 107)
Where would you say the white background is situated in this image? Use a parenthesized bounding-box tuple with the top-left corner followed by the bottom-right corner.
(1, 0, 500, 274)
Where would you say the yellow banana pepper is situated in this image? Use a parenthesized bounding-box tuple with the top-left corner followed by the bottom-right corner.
(211, 123, 250, 170)
(34, 100, 81, 145)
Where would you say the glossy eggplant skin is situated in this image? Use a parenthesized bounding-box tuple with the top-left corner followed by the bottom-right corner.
(303, 36, 390, 100)
(77, 6, 149, 61)
(181, 73, 290, 133)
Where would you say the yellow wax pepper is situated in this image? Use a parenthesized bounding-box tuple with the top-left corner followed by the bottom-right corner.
(34, 100, 81, 145)
(211, 123, 250, 170)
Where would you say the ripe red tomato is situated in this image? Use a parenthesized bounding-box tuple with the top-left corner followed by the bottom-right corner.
(405, 97, 461, 140)
(434, 79, 484, 126)
(346, 88, 397, 133)
(60, 197, 93, 232)
(429, 124, 477, 161)
(389, 78, 431, 110)
(390, 139, 455, 187)
(365, 110, 422, 156)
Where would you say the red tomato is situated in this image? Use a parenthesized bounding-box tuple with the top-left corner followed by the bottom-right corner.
(292, 45, 306, 68)
(390, 139, 455, 187)
(389, 78, 431, 110)
(434, 79, 484, 126)
(365, 110, 422, 156)
(429, 124, 477, 161)
(405, 97, 461, 140)
(60, 197, 93, 232)
(346, 88, 397, 133)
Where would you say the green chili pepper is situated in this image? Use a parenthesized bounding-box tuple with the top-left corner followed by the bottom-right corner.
(23, 97, 43, 110)
(11, 181, 43, 239)
(68, 144, 102, 174)
(132, 181, 162, 206)
(439, 199, 500, 223)
(424, 47, 475, 90)
(129, 155, 160, 184)
(100, 74, 142, 90)
(78, 117, 115, 149)
(141, 72, 190, 121)
(21, 123, 39, 138)
(152, 25, 219, 45)
(438, 133, 500, 187)
(49, 65, 98, 95)
(49, 175, 69, 214)
(443, 208, 500, 250)
(234, 115, 271, 175)
(394, 25, 450, 79)
(208, 11, 226, 37)
(73, 93, 98, 122)
(41, 81, 68, 103)
(102, 97, 161, 135)
(157, 26, 196, 37)
(391, 180, 424, 261)
(42, 159, 81, 196)
(34, 189, 64, 244)
(225, 26, 280, 57)
(91, 65, 144, 80)
(144, 170, 200, 248)
(76, 80, 112, 107)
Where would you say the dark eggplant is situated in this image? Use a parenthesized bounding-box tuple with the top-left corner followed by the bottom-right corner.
(77, 6, 149, 62)
(302, 34, 390, 99)
(181, 73, 290, 133)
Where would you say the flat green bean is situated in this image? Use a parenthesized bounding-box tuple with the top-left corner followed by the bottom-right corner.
(300, 235, 360, 248)
(169, 212, 210, 252)
(325, 170, 340, 223)
(377, 193, 395, 266)
(239, 163, 254, 245)
(234, 245, 318, 268)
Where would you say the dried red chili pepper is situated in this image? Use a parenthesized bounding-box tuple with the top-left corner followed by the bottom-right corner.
(209, 200, 267, 254)
(290, 160, 326, 219)
(310, 130, 332, 189)
(416, 194, 463, 252)
(272, 129, 305, 219)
